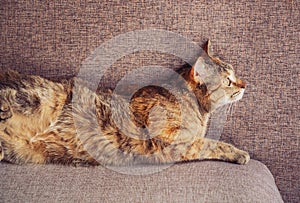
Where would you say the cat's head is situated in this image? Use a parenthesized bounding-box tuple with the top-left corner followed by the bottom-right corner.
(189, 40, 246, 111)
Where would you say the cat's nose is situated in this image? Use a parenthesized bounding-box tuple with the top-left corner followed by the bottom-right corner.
(237, 79, 246, 89)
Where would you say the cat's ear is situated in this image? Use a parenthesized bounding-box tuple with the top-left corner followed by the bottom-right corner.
(190, 57, 210, 84)
(203, 40, 213, 57)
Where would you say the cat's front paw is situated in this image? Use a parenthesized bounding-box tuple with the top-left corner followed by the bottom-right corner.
(0, 100, 12, 122)
(235, 150, 250, 165)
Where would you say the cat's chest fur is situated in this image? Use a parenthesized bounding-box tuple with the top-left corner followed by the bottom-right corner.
(102, 85, 210, 144)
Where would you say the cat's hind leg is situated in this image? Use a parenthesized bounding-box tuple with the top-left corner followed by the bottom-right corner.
(0, 71, 72, 165)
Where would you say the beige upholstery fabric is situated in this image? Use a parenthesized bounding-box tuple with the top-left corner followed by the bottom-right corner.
(0, 160, 283, 202)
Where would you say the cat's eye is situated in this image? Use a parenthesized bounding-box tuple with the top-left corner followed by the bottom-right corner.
(225, 78, 232, 86)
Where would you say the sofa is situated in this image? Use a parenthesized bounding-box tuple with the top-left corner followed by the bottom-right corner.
(0, 1, 298, 202)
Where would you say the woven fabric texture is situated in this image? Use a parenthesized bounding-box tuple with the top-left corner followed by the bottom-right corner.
(0, 160, 283, 202)
(0, 1, 299, 202)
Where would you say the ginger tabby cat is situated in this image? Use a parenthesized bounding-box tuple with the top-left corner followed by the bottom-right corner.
(0, 41, 250, 166)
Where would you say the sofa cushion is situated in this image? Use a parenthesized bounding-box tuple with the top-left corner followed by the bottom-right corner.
(0, 160, 283, 202)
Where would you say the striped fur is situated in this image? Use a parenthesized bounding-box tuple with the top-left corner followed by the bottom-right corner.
(0, 41, 250, 166)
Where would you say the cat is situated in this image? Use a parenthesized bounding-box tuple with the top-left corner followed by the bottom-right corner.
(0, 40, 250, 166)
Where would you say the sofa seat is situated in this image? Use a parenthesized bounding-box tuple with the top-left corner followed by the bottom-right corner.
(0, 160, 283, 202)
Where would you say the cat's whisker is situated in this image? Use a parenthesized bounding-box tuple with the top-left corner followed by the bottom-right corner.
(231, 103, 236, 117)
(226, 103, 233, 116)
